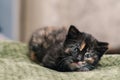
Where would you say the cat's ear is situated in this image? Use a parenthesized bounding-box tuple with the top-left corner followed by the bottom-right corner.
(97, 41, 109, 47)
(66, 25, 82, 39)
(97, 41, 109, 54)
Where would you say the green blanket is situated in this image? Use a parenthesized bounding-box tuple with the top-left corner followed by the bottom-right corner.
(0, 40, 120, 80)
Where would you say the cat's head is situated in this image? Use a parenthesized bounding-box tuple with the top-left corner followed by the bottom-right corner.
(63, 25, 109, 64)
(63, 25, 85, 62)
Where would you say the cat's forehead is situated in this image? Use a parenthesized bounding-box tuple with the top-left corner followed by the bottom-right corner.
(64, 40, 86, 53)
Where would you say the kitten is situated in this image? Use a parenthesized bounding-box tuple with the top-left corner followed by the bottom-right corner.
(28, 25, 109, 72)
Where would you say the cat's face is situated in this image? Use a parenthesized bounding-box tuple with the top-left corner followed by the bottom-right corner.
(63, 25, 109, 65)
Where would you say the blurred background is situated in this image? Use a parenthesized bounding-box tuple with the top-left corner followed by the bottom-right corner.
(0, 0, 120, 48)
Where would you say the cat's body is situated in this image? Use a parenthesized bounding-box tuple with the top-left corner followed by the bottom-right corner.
(29, 27, 68, 70)
(29, 25, 109, 72)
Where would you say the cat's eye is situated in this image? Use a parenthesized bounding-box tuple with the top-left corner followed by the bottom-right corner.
(84, 53, 91, 58)
(70, 48, 79, 56)
(74, 48, 78, 52)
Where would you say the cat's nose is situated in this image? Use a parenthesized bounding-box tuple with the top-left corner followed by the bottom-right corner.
(75, 56, 82, 62)
(77, 57, 80, 61)
(74, 58, 80, 62)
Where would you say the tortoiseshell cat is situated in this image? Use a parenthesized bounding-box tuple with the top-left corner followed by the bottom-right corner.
(29, 25, 109, 72)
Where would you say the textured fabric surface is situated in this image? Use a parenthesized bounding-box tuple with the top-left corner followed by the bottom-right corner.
(0, 40, 120, 80)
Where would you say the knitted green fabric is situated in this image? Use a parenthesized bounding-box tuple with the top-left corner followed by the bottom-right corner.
(0, 40, 120, 80)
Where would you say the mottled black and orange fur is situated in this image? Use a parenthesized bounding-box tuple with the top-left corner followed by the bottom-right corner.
(29, 25, 109, 72)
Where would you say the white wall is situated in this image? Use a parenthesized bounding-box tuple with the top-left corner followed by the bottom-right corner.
(22, 0, 120, 47)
